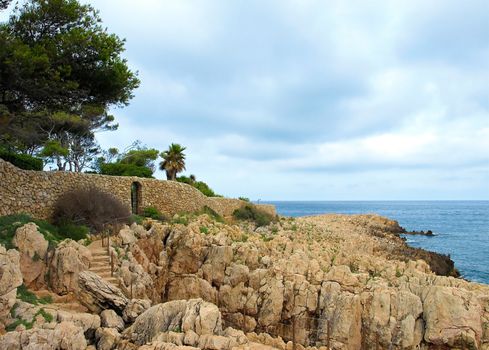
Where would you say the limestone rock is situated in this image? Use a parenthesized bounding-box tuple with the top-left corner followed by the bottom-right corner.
(0, 321, 87, 350)
(49, 239, 91, 294)
(0, 246, 22, 332)
(422, 286, 482, 347)
(78, 271, 129, 313)
(123, 299, 222, 345)
(167, 275, 217, 304)
(119, 226, 137, 245)
(123, 298, 152, 323)
(101, 309, 125, 331)
(13, 223, 48, 286)
(13, 223, 48, 259)
(96, 327, 121, 350)
(57, 309, 101, 332)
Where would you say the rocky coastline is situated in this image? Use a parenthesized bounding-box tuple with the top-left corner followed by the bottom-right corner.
(1, 212, 488, 349)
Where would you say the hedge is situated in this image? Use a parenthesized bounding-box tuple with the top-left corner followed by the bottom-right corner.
(0, 151, 43, 170)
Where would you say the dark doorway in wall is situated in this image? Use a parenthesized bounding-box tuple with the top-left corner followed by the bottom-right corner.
(131, 182, 142, 214)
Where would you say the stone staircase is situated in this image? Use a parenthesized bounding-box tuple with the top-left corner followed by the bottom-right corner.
(87, 239, 118, 286)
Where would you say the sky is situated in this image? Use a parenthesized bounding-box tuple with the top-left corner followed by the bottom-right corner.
(3, 1, 489, 200)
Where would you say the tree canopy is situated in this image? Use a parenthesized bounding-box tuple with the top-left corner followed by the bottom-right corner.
(0, 0, 139, 171)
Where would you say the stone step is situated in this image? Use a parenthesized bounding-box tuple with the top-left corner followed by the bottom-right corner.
(90, 250, 109, 256)
(91, 257, 110, 263)
(89, 266, 111, 273)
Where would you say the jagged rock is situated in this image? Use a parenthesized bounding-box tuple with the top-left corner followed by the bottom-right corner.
(198, 334, 237, 350)
(123, 299, 222, 345)
(96, 327, 121, 350)
(119, 226, 137, 245)
(123, 298, 152, 323)
(202, 246, 233, 287)
(119, 257, 154, 300)
(422, 286, 482, 347)
(167, 275, 217, 304)
(57, 309, 101, 333)
(224, 263, 249, 287)
(78, 271, 128, 313)
(0, 321, 87, 350)
(0, 246, 23, 332)
(138, 342, 199, 350)
(101, 309, 125, 331)
(12, 223, 48, 287)
(49, 239, 91, 294)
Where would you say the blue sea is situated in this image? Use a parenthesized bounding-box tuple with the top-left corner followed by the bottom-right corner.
(264, 201, 489, 284)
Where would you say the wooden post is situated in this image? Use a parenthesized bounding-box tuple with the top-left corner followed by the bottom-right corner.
(110, 251, 114, 277)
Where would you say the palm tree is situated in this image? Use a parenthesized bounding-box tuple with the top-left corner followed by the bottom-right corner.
(159, 143, 186, 180)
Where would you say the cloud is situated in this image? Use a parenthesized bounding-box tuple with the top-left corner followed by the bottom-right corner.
(5, 0, 488, 199)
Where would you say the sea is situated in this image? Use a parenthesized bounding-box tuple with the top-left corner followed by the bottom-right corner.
(263, 201, 489, 284)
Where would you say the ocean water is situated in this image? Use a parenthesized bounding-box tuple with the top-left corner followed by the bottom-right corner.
(263, 201, 489, 284)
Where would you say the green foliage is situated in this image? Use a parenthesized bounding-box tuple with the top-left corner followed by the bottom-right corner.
(172, 215, 189, 226)
(160, 143, 186, 180)
(142, 206, 166, 220)
(199, 226, 209, 234)
(57, 221, 89, 241)
(238, 197, 250, 202)
(232, 205, 276, 227)
(176, 176, 221, 197)
(98, 142, 159, 178)
(0, 150, 43, 170)
(129, 214, 144, 225)
(0, 0, 139, 167)
(6, 307, 53, 332)
(0, 214, 67, 248)
(195, 206, 224, 223)
(17, 285, 39, 304)
(99, 162, 153, 178)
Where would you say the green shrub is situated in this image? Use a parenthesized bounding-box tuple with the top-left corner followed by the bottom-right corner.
(176, 176, 222, 197)
(232, 205, 276, 227)
(195, 206, 224, 223)
(129, 214, 144, 225)
(99, 162, 153, 178)
(142, 206, 168, 221)
(17, 285, 39, 304)
(199, 226, 209, 234)
(238, 197, 250, 202)
(57, 221, 89, 241)
(0, 214, 63, 249)
(0, 150, 43, 170)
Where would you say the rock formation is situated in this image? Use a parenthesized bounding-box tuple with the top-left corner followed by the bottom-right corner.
(1, 212, 488, 349)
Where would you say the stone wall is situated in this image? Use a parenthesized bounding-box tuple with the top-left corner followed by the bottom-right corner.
(0, 159, 275, 220)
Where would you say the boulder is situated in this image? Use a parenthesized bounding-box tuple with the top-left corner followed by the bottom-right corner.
(57, 309, 101, 333)
(0, 321, 87, 350)
(123, 299, 222, 345)
(0, 246, 23, 332)
(49, 240, 91, 294)
(123, 298, 152, 323)
(422, 286, 483, 347)
(96, 327, 121, 350)
(119, 226, 137, 245)
(101, 309, 125, 331)
(78, 271, 129, 313)
(167, 275, 217, 304)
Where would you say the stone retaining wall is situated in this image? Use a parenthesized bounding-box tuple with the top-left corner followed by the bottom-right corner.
(0, 159, 275, 220)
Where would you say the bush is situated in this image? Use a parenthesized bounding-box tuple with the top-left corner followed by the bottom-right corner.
(176, 176, 221, 197)
(0, 150, 43, 170)
(53, 186, 131, 231)
(99, 162, 153, 178)
(233, 205, 276, 227)
(57, 221, 90, 241)
(238, 197, 250, 202)
(142, 206, 165, 220)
